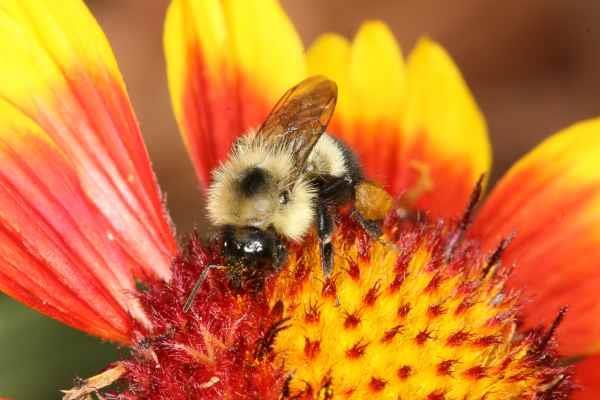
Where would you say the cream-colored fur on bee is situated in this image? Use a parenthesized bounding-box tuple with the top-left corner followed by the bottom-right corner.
(307, 133, 348, 178)
(207, 130, 317, 241)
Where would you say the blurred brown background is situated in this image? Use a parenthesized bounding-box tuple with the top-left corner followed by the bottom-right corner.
(1, 1, 599, 399)
(90, 0, 600, 233)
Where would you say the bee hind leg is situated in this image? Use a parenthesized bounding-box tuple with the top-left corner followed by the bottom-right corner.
(352, 180, 394, 238)
(351, 208, 383, 238)
(316, 202, 334, 277)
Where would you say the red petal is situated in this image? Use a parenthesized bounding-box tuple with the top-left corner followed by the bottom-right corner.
(0, 126, 148, 343)
(36, 71, 177, 281)
(308, 31, 491, 218)
(471, 119, 600, 355)
(0, 1, 176, 282)
(164, 0, 306, 187)
(0, 1, 177, 341)
(573, 355, 600, 400)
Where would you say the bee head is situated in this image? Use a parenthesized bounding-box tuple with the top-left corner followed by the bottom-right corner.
(207, 142, 316, 241)
(236, 166, 279, 229)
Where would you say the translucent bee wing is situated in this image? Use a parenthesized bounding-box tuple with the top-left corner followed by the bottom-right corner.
(256, 76, 338, 169)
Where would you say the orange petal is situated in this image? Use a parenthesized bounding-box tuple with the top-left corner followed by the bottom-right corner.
(471, 118, 600, 356)
(0, 1, 176, 281)
(164, 0, 305, 187)
(308, 29, 491, 218)
(308, 23, 406, 194)
(0, 106, 148, 343)
(573, 355, 600, 400)
(402, 39, 491, 217)
(0, 0, 177, 341)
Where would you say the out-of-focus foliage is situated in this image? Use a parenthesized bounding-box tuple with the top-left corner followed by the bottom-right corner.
(0, 296, 120, 399)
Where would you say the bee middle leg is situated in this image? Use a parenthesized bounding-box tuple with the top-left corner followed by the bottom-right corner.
(316, 202, 335, 277)
(315, 175, 358, 277)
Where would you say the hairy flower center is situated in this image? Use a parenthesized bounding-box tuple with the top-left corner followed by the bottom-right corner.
(85, 210, 570, 400)
(268, 214, 570, 399)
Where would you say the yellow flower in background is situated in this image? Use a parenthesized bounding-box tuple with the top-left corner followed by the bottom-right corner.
(0, 0, 598, 399)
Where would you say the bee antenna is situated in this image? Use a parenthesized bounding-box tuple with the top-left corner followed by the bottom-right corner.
(444, 174, 485, 261)
(183, 265, 224, 312)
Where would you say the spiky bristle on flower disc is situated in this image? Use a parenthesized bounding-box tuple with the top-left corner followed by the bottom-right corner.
(90, 209, 571, 400)
(111, 237, 288, 400)
(265, 212, 572, 399)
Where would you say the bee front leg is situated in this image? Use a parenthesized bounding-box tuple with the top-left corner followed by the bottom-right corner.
(316, 202, 335, 276)
(183, 265, 226, 312)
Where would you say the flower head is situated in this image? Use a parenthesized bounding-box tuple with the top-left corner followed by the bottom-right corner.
(114, 238, 287, 400)
(0, 0, 599, 399)
(64, 207, 573, 400)
(269, 211, 572, 399)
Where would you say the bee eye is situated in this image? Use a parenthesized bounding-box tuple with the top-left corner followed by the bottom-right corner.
(279, 190, 290, 205)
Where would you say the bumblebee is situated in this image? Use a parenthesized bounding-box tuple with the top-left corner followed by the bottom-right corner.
(184, 76, 390, 309)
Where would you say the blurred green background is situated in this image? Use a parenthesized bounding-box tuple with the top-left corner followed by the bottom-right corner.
(0, 297, 121, 399)
(1, 0, 600, 398)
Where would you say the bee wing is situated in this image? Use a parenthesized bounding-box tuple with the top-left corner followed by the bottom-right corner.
(256, 76, 338, 170)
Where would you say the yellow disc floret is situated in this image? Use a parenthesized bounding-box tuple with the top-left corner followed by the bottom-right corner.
(268, 213, 570, 399)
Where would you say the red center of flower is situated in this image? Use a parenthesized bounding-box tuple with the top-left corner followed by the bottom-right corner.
(90, 209, 572, 400)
